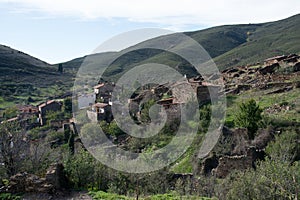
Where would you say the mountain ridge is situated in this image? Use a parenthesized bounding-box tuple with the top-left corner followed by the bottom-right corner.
(60, 13, 300, 80)
(0, 13, 299, 108)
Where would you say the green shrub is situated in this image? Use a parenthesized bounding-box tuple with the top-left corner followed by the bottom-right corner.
(47, 131, 64, 144)
(0, 193, 21, 200)
(220, 129, 300, 200)
(234, 99, 262, 139)
(144, 193, 216, 200)
(89, 191, 131, 200)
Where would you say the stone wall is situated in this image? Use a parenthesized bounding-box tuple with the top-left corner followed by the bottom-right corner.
(213, 154, 252, 178)
(1, 163, 69, 194)
(198, 127, 272, 178)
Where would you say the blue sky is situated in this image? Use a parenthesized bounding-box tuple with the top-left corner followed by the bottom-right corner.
(1, 0, 299, 64)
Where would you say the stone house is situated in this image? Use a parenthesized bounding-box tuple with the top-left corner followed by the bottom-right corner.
(38, 100, 62, 126)
(94, 83, 105, 94)
(259, 62, 280, 75)
(264, 55, 287, 65)
(87, 103, 112, 123)
(93, 82, 114, 104)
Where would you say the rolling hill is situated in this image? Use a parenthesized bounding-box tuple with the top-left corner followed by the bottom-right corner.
(0, 45, 75, 109)
(212, 13, 300, 68)
(62, 13, 300, 81)
(0, 13, 299, 109)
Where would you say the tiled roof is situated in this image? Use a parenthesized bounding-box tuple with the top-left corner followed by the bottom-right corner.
(38, 100, 57, 108)
(93, 103, 108, 108)
(93, 83, 105, 89)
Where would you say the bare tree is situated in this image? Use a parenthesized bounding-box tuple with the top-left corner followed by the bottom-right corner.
(0, 121, 29, 177)
(27, 140, 59, 175)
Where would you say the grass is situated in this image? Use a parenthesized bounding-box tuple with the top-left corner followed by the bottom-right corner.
(247, 65, 261, 69)
(225, 87, 300, 126)
(0, 97, 15, 110)
(89, 191, 217, 200)
(171, 148, 194, 174)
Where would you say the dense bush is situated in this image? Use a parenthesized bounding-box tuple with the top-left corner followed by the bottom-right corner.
(217, 129, 300, 200)
(89, 191, 130, 200)
(234, 99, 262, 139)
(0, 193, 21, 200)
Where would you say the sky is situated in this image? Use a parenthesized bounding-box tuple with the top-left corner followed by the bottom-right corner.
(0, 0, 299, 64)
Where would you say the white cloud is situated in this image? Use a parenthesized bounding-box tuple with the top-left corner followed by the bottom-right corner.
(1, 0, 300, 28)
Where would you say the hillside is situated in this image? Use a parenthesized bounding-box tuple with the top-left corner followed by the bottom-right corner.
(0, 14, 300, 200)
(213, 14, 300, 69)
(0, 14, 299, 109)
(62, 13, 300, 81)
(134, 13, 300, 71)
(0, 45, 75, 109)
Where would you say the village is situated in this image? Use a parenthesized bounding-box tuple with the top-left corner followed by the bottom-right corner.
(3, 53, 299, 129)
(0, 53, 299, 197)
(0, 53, 298, 146)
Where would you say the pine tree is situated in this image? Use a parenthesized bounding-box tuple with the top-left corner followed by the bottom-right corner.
(234, 99, 262, 139)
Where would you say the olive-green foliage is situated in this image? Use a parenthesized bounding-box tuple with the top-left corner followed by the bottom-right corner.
(64, 149, 99, 189)
(219, 129, 299, 200)
(89, 191, 130, 200)
(80, 123, 107, 146)
(104, 120, 125, 137)
(90, 191, 217, 200)
(224, 159, 299, 200)
(47, 131, 64, 143)
(199, 104, 211, 133)
(75, 109, 89, 124)
(63, 149, 124, 192)
(2, 106, 18, 120)
(28, 126, 49, 140)
(234, 99, 262, 139)
(140, 99, 157, 123)
(46, 110, 65, 126)
(63, 97, 72, 118)
(266, 128, 299, 163)
(144, 193, 216, 200)
(0, 193, 21, 200)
